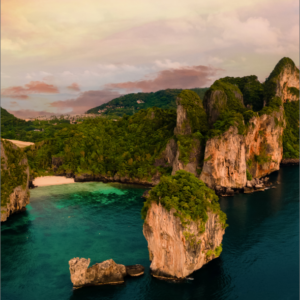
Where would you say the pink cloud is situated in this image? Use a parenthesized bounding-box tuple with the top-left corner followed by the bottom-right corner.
(50, 89, 122, 114)
(67, 83, 80, 92)
(1, 81, 59, 99)
(106, 65, 221, 92)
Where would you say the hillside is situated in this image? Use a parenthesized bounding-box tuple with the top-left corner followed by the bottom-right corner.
(1, 107, 72, 142)
(86, 88, 209, 117)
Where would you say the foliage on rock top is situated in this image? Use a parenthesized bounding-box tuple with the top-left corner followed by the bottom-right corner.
(1, 139, 28, 206)
(141, 170, 228, 232)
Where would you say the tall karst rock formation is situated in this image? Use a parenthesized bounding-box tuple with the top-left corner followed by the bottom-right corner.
(142, 171, 226, 279)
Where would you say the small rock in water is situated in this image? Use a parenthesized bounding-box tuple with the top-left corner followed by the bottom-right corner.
(125, 265, 145, 277)
(69, 258, 126, 288)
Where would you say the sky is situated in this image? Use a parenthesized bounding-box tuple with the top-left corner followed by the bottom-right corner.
(1, 0, 299, 118)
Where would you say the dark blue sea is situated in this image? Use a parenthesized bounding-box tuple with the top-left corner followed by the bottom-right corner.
(1, 166, 299, 300)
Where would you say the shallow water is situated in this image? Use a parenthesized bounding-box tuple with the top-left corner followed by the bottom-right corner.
(1, 167, 299, 300)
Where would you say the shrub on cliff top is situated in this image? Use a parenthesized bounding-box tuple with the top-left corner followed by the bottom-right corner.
(141, 170, 228, 232)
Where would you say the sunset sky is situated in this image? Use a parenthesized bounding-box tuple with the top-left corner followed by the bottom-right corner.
(1, 0, 299, 118)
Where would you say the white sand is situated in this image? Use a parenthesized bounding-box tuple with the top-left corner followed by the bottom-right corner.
(4, 139, 35, 148)
(33, 176, 75, 187)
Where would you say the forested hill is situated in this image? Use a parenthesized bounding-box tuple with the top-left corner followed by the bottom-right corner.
(86, 88, 209, 117)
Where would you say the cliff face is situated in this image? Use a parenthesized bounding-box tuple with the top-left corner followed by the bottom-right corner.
(1, 140, 30, 222)
(143, 202, 224, 279)
(245, 108, 285, 178)
(200, 127, 246, 189)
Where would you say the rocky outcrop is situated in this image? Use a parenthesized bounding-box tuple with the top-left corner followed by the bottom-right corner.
(1, 140, 30, 222)
(143, 202, 224, 279)
(69, 258, 127, 288)
(245, 108, 285, 178)
(125, 265, 145, 277)
(69, 258, 144, 288)
(280, 158, 299, 166)
(200, 126, 246, 189)
(273, 59, 299, 102)
(243, 176, 272, 193)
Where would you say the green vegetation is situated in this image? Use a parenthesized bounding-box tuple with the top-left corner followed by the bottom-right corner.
(220, 76, 264, 111)
(1, 139, 28, 206)
(206, 244, 223, 258)
(283, 100, 299, 158)
(87, 88, 209, 117)
(141, 171, 228, 234)
(258, 97, 282, 116)
(23, 107, 177, 179)
(176, 133, 202, 165)
(246, 170, 252, 181)
(209, 110, 246, 137)
(287, 87, 299, 97)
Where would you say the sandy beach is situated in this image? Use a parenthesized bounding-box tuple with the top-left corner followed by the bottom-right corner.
(33, 176, 75, 187)
(4, 139, 35, 148)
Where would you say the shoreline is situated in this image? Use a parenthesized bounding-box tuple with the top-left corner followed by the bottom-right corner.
(32, 176, 75, 187)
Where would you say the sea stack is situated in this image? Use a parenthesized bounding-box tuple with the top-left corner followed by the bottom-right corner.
(142, 170, 227, 279)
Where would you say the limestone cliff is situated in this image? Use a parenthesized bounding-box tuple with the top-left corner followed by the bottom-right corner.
(245, 108, 285, 178)
(200, 108, 285, 189)
(200, 126, 246, 189)
(142, 171, 226, 279)
(1, 139, 30, 222)
(143, 202, 225, 279)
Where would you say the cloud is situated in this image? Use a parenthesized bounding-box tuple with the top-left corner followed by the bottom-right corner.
(106, 65, 221, 92)
(67, 83, 80, 92)
(50, 89, 122, 114)
(1, 81, 59, 99)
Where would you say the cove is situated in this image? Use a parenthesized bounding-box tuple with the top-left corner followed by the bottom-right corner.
(1, 166, 299, 300)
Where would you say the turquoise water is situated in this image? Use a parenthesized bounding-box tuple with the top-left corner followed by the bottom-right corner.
(1, 167, 299, 300)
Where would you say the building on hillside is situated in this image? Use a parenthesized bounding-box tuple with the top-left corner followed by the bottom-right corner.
(137, 100, 144, 104)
